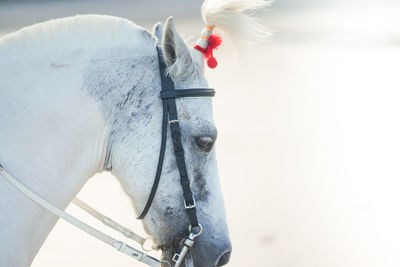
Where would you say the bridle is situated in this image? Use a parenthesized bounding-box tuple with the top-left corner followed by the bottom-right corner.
(134, 45, 215, 263)
(139, 45, 215, 264)
(136, 45, 215, 265)
(138, 46, 215, 222)
(0, 45, 215, 267)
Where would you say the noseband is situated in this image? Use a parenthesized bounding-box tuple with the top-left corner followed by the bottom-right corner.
(0, 45, 215, 267)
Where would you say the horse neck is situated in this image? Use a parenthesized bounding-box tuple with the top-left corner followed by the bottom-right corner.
(0, 49, 109, 267)
(83, 45, 161, 174)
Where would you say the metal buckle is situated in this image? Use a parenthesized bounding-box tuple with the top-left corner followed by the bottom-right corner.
(168, 119, 179, 126)
(184, 199, 196, 209)
(172, 253, 181, 262)
(188, 224, 203, 238)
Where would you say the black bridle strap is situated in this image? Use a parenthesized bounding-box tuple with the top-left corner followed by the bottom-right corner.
(161, 89, 215, 99)
(137, 46, 215, 227)
(166, 98, 199, 227)
(137, 100, 168, 220)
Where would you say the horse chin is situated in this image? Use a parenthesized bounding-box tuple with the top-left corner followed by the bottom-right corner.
(159, 227, 232, 267)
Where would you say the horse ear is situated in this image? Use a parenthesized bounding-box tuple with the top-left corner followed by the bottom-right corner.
(162, 16, 192, 67)
(152, 22, 163, 45)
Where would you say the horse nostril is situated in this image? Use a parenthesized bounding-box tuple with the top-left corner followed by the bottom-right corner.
(216, 250, 231, 266)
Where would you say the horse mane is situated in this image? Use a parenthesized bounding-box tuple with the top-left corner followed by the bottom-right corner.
(0, 15, 156, 67)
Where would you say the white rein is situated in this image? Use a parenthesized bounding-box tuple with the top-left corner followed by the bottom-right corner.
(0, 164, 169, 267)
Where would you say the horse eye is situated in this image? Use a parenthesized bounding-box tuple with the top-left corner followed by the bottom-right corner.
(196, 136, 214, 152)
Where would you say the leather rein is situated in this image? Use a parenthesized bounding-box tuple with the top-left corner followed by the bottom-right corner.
(0, 46, 215, 267)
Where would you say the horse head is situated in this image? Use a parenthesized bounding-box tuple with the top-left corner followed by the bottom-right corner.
(106, 16, 231, 267)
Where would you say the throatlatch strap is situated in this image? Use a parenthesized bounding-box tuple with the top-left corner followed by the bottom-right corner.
(137, 101, 168, 219)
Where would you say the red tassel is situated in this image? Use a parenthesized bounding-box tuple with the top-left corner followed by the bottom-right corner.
(194, 34, 223, 69)
(194, 45, 206, 54)
(207, 56, 218, 69)
(204, 34, 222, 59)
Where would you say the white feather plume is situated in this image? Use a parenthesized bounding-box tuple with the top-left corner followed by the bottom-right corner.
(201, 0, 272, 44)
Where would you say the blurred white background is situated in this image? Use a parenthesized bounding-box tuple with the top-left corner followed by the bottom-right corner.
(1, 0, 400, 266)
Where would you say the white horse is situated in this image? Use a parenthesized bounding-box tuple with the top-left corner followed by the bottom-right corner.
(0, 0, 269, 266)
